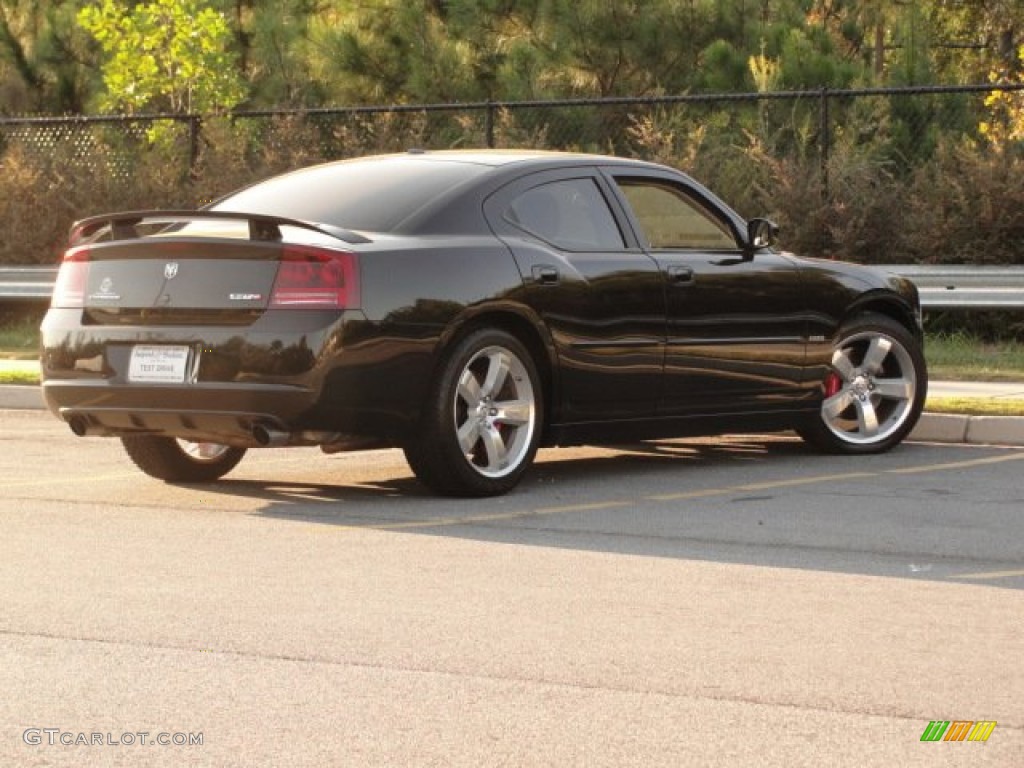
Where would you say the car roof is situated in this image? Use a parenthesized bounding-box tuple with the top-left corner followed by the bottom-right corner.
(318, 148, 663, 171)
(214, 149, 700, 238)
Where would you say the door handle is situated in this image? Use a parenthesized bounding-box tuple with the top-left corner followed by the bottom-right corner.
(667, 265, 695, 285)
(532, 265, 560, 285)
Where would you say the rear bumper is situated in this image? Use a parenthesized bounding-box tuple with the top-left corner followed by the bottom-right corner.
(44, 379, 311, 446)
(39, 308, 440, 444)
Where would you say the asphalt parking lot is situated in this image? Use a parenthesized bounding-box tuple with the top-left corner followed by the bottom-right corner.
(1, 408, 1022, 766)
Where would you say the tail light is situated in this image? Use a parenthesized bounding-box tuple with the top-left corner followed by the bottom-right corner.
(270, 246, 360, 309)
(51, 246, 90, 308)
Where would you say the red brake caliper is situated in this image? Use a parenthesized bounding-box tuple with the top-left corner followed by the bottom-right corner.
(824, 371, 843, 398)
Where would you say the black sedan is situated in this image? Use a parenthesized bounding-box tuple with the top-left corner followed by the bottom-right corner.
(41, 150, 927, 496)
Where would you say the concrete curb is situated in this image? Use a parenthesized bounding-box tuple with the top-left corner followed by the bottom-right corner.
(908, 413, 1024, 447)
(963, 415, 1024, 447)
(0, 385, 44, 410)
(909, 413, 969, 443)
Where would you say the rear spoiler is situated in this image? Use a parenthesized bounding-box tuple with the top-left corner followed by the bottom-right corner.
(69, 210, 372, 247)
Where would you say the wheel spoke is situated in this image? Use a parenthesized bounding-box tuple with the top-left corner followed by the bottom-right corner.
(479, 425, 508, 470)
(855, 397, 880, 437)
(480, 352, 512, 398)
(861, 336, 892, 375)
(457, 419, 481, 454)
(494, 398, 532, 427)
(823, 389, 854, 420)
(873, 376, 913, 401)
(831, 348, 857, 381)
(457, 368, 482, 408)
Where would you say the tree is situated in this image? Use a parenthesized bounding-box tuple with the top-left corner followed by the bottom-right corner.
(0, 0, 93, 113)
(981, 43, 1024, 148)
(77, 0, 247, 114)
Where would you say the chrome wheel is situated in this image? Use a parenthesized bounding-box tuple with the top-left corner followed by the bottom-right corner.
(404, 328, 544, 496)
(821, 330, 918, 446)
(176, 440, 233, 463)
(454, 345, 537, 479)
(121, 435, 247, 482)
(797, 313, 926, 455)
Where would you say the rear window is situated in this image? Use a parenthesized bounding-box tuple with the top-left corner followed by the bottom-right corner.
(213, 157, 489, 233)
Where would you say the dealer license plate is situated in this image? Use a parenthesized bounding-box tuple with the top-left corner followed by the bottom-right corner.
(128, 345, 191, 383)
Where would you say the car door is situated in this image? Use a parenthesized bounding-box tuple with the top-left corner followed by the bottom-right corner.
(604, 169, 807, 416)
(485, 169, 666, 422)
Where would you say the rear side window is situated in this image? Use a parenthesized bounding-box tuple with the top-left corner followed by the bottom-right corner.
(506, 179, 624, 251)
(617, 180, 737, 250)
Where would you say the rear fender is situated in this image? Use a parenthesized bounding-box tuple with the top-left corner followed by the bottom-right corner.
(433, 302, 562, 427)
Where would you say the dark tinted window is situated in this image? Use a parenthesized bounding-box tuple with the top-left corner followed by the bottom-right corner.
(617, 180, 736, 250)
(506, 179, 624, 251)
(214, 157, 489, 233)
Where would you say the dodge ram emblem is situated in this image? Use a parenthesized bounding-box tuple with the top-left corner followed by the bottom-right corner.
(164, 262, 180, 280)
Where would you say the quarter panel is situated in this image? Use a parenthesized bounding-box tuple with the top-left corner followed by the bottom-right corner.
(349, 235, 532, 428)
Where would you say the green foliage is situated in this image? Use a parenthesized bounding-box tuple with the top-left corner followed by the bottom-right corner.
(6, 0, 1024, 115)
(0, 305, 45, 360)
(775, 27, 860, 89)
(926, 329, 1024, 370)
(77, 0, 247, 115)
(0, 0, 94, 113)
(980, 45, 1024, 149)
(699, 40, 753, 92)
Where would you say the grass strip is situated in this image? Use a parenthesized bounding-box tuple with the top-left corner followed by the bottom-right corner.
(924, 397, 1024, 417)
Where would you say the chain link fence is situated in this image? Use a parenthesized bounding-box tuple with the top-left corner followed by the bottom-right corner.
(3, 84, 1024, 267)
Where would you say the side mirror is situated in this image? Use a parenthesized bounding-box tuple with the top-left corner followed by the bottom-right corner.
(747, 218, 779, 250)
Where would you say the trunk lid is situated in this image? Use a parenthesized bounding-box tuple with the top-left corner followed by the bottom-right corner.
(53, 212, 363, 325)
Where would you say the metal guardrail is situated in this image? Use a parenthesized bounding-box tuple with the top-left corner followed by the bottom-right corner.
(2, 264, 1023, 310)
(886, 265, 1024, 310)
(0, 267, 57, 302)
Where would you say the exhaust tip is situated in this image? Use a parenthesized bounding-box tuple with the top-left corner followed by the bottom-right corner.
(251, 422, 289, 447)
(67, 415, 88, 437)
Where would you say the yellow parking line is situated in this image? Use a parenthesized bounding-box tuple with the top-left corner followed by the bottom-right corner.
(0, 471, 142, 489)
(368, 455, 1024, 533)
(532, 500, 629, 515)
(0, 452, 332, 491)
(363, 470, 897, 533)
(884, 451, 1024, 475)
(734, 472, 875, 492)
(646, 487, 736, 502)
(367, 501, 628, 532)
(957, 569, 1024, 581)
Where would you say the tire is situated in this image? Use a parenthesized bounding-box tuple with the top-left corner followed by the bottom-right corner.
(798, 312, 927, 454)
(404, 328, 543, 497)
(121, 436, 247, 482)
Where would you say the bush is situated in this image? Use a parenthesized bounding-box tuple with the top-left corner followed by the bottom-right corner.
(3, 104, 1024, 272)
(0, 133, 196, 266)
(902, 140, 1024, 266)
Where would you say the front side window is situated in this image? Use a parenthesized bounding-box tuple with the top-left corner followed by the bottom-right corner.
(505, 178, 625, 251)
(617, 181, 736, 251)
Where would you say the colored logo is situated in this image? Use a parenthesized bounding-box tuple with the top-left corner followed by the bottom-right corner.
(920, 721, 997, 742)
